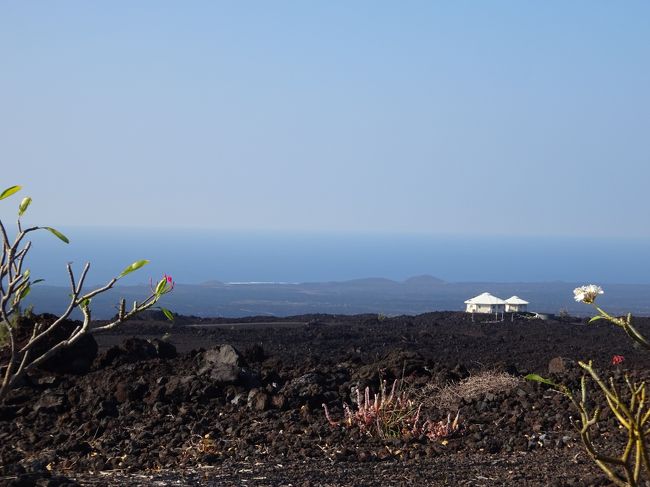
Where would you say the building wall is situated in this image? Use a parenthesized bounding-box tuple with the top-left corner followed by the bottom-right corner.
(505, 304, 527, 312)
(466, 304, 505, 313)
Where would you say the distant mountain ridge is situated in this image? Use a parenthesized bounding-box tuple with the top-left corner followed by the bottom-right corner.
(24, 275, 650, 319)
(403, 275, 446, 286)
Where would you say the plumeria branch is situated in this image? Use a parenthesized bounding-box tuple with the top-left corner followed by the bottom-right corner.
(0, 184, 174, 402)
(574, 285, 650, 350)
(2, 267, 174, 399)
(528, 284, 650, 486)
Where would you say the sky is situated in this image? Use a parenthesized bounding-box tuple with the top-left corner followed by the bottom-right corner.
(1, 2, 649, 238)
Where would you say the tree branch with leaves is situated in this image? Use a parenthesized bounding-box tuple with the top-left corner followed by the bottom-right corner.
(0, 185, 174, 402)
(527, 285, 650, 486)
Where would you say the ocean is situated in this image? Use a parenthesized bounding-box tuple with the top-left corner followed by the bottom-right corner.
(18, 227, 650, 287)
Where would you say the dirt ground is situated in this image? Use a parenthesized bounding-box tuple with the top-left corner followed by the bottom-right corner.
(2, 311, 649, 486)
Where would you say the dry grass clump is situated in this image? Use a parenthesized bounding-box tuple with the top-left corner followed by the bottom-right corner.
(423, 370, 520, 411)
(180, 434, 219, 463)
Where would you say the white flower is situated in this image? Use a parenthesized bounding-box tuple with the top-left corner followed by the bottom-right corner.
(573, 284, 604, 304)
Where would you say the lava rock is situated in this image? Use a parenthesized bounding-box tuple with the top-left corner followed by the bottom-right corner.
(122, 338, 158, 360)
(247, 389, 270, 411)
(165, 375, 196, 400)
(95, 399, 119, 419)
(32, 393, 67, 414)
(548, 356, 571, 374)
(281, 373, 327, 409)
(244, 343, 266, 362)
(149, 338, 177, 359)
(19, 315, 98, 375)
(195, 345, 247, 384)
(97, 337, 158, 367)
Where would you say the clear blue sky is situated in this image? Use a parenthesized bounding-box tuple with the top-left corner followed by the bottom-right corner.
(1, 1, 649, 237)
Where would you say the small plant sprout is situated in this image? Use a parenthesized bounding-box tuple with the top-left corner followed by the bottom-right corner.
(323, 379, 461, 441)
(152, 273, 175, 297)
(151, 274, 175, 320)
(0, 184, 174, 401)
(527, 285, 650, 486)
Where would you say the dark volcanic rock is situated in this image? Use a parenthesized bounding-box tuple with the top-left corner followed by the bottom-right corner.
(33, 392, 67, 414)
(3, 312, 650, 486)
(95, 399, 119, 419)
(548, 356, 572, 374)
(195, 345, 247, 384)
(114, 377, 148, 403)
(244, 343, 266, 362)
(280, 372, 327, 409)
(247, 388, 270, 411)
(9, 315, 99, 375)
(353, 349, 428, 383)
(149, 338, 177, 359)
(122, 337, 158, 359)
(97, 337, 158, 367)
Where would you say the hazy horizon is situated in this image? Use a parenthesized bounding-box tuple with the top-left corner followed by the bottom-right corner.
(17, 226, 650, 287)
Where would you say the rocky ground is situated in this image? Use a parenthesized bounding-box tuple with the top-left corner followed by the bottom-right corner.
(2, 311, 650, 486)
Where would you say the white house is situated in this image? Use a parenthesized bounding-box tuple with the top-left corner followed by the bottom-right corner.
(504, 296, 529, 312)
(464, 292, 506, 314)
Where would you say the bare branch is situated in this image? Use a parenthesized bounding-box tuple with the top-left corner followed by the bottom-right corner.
(93, 294, 159, 333)
(0, 307, 17, 396)
(17, 262, 88, 354)
(1, 205, 171, 401)
(0, 220, 10, 252)
(25, 302, 91, 373)
(14, 242, 31, 277)
(79, 277, 117, 301)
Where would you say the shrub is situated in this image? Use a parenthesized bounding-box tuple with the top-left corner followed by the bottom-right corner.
(0, 185, 173, 401)
(527, 284, 650, 487)
(323, 378, 461, 441)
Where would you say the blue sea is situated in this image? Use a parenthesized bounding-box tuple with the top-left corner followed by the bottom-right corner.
(21, 227, 650, 286)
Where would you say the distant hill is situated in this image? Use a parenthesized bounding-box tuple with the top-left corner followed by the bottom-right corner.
(403, 275, 446, 287)
(312, 277, 401, 291)
(24, 276, 650, 319)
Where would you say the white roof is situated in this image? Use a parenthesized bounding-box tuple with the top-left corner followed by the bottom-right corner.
(464, 292, 506, 305)
(505, 296, 529, 305)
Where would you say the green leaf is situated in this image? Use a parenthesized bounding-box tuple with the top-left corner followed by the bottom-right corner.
(18, 285, 31, 300)
(0, 185, 21, 200)
(524, 374, 560, 388)
(18, 196, 32, 216)
(118, 259, 150, 278)
(588, 315, 603, 323)
(78, 298, 91, 309)
(161, 307, 174, 321)
(155, 277, 168, 295)
(43, 227, 70, 244)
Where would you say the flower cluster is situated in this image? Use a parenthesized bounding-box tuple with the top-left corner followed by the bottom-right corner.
(611, 354, 625, 366)
(573, 284, 604, 304)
